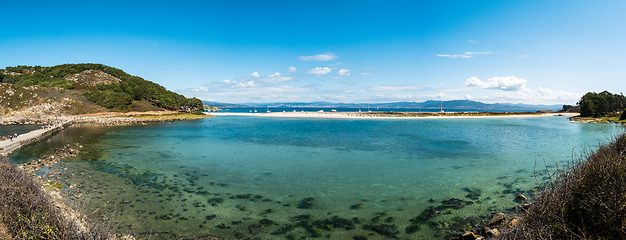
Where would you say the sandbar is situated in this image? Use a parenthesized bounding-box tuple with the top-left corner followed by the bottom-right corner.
(207, 111, 578, 119)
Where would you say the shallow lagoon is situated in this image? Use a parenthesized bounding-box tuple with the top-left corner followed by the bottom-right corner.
(0, 124, 40, 136)
(10, 116, 625, 239)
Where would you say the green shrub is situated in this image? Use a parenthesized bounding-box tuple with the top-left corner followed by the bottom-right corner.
(84, 90, 133, 110)
(500, 134, 626, 239)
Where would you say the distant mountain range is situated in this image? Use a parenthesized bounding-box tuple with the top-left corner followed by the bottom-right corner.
(203, 100, 564, 111)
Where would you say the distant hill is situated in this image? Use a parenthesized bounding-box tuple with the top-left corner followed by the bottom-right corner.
(0, 64, 203, 114)
(202, 101, 251, 108)
(205, 100, 562, 111)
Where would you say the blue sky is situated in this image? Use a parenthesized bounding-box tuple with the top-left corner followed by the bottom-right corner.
(1, 0, 625, 105)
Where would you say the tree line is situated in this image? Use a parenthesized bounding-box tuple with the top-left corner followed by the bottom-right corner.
(1, 64, 204, 113)
(577, 91, 626, 117)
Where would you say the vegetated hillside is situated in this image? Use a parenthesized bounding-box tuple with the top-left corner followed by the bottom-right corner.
(0, 64, 203, 114)
(499, 133, 626, 239)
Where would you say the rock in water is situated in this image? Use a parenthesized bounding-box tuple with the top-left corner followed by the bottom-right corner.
(488, 212, 506, 226)
(486, 229, 500, 237)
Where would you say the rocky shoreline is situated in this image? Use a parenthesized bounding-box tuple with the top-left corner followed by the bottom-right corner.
(0, 112, 210, 240)
(568, 116, 626, 125)
(0, 115, 73, 125)
(73, 114, 208, 127)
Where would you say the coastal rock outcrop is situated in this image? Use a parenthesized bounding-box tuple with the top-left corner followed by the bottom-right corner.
(64, 70, 122, 87)
(20, 145, 80, 173)
(0, 102, 74, 125)
(74, 116, 180, 127)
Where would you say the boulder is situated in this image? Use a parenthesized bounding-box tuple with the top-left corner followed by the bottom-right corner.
(486, 228, 500, 237)
(487, 212, 506, 226)
(460, 231, 477, 240)
(477, 226, 491, 236)
(508, 218, 520, 228)
(516, 194, 527, 201)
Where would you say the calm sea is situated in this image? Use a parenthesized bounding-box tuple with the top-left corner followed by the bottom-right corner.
(218, 107, 542, 113)
(9, 116, 624, 239)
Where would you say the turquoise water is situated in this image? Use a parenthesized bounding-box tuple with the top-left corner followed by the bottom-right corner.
(10, 116, 624, 239)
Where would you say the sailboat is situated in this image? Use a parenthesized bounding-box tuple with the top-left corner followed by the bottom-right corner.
(440, 100, 444, 113)
(267, 105, 271, 113)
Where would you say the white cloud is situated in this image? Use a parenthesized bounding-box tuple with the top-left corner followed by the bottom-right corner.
(465, 76, 527, 91)
(180, 84, 312, 103)
(329, 62, 343, 66)
(287, 67, 296, 73)
(263, 72, 293, 82)
(298, 52, 338, 61)
(343, 81, 355, 85)
(437, 52, 492, 58)
(337, 69, 351, 76)
(465, 94, 473, 100)
(468, 40, 478, 43)
(192, 86, 208, 92)
(234, 81, 254, 88)
(518, 55, 529, 58)
(437, 54, 471, 58)
(440, 87, 474, 93)
(465, 52, 491, 55)
(344, 89, 366, 93)
(360, 73, 373, 76)
(251, 72, 260, 78)
(485, 87, 580, 105)
(263, 76, 293, 83)
(305, 67, 332, 76)
(268, 72, 281, 77)
(223, 79, 231, 84)
(369, 86, 417, 91)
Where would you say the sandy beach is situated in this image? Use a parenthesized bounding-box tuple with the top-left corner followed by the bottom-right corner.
(207, 111, 578, 119)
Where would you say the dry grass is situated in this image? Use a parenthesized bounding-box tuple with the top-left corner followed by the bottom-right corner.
(0, 157, 110, 239)
(499, 133, 626, 239)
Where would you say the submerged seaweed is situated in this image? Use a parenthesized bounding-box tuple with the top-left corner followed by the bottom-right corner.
(297, 197, 315, 209)
(463, 187, 482, 200)
(362, 223, 399, 236)
(207, 197, 224, 205)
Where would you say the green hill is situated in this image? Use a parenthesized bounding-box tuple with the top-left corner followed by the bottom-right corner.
(0, 64, 203, 113)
